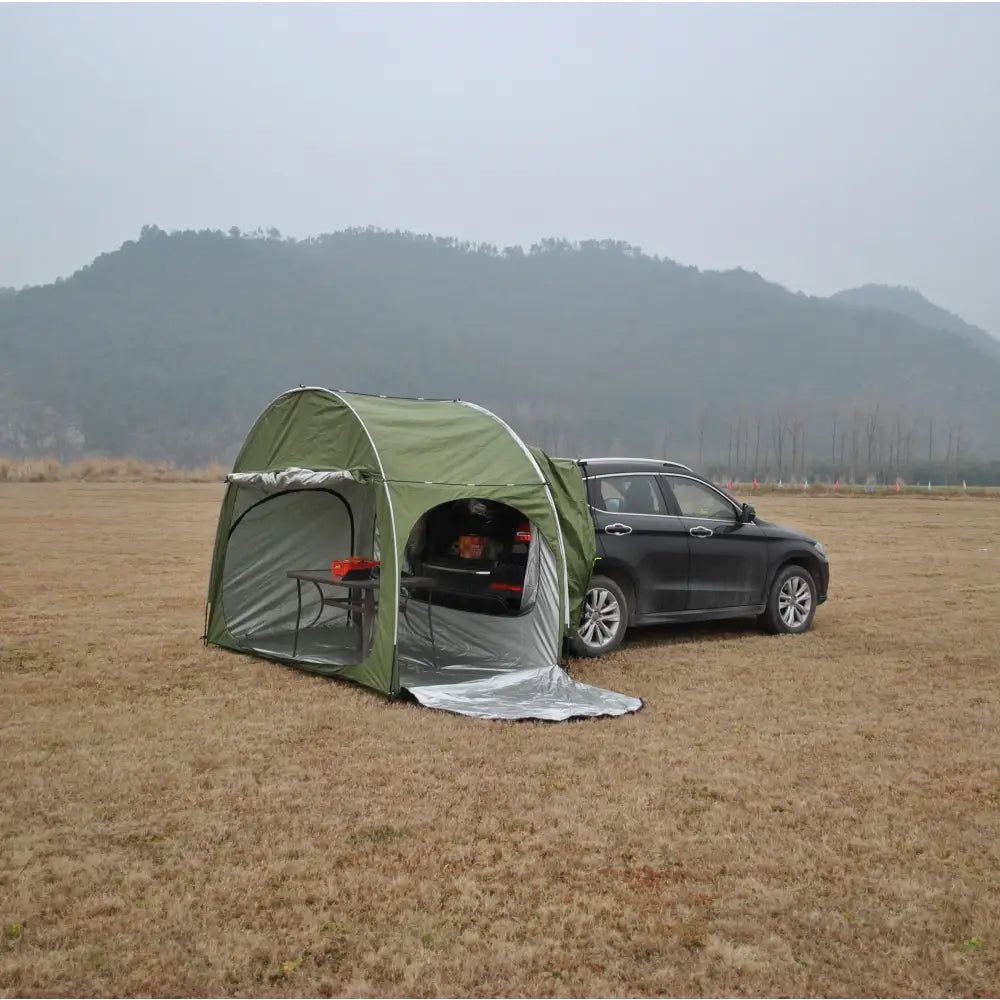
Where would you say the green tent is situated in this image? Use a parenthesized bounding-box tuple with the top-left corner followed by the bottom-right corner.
(205, 387, 641, 720)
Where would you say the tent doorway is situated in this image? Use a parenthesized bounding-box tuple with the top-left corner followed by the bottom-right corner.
(221, 484, 377, 665)
(397, 498, 560, 687)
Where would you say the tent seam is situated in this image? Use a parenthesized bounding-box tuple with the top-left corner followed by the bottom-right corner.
(327, 389, 402, 695)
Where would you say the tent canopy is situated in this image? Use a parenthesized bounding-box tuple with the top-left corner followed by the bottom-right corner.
(206, 387, 640, 720)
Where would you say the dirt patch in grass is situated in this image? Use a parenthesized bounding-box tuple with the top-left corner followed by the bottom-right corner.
(1, 484, 999, 997)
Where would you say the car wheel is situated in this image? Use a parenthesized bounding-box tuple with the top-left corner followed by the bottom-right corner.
(759, 564, 817, 635)
(568, 575, 629, 658)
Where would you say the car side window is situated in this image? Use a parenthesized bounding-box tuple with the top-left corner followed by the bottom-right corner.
(665, 476, 736, 522)
(597, 475, 665, 515)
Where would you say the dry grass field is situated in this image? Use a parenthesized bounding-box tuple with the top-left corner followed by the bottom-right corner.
(0, 457, 228, 484)
(1, 483, 999, 998)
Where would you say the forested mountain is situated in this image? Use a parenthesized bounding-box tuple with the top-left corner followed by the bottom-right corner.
(2, 225, 999, 481)
(831, 284, 1000, 364)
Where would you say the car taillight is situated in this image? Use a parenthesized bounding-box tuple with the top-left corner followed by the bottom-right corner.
(490, 583, 523, 592)
(516, 521, 531, 544)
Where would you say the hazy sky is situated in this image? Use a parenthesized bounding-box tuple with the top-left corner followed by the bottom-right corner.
(3, 3, 999, 332)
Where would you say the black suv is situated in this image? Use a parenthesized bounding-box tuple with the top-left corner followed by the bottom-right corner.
(568, 458, 830, 657)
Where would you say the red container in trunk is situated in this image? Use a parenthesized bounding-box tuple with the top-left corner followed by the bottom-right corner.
(458, 535, 486, 559)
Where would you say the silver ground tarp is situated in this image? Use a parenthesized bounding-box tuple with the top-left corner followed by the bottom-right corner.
(401, 664, 643, 721)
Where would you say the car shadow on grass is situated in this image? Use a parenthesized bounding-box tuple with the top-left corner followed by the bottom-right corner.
(624, 616, 764, 651)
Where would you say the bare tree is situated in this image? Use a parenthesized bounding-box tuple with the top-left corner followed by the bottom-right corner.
(754, 410, 763, 478)
(893, 409, 905, 479)
(789, 411, 807, 480)
(771, 410, 792, 481)
(849, 407, 863, 482)
(830, 410, 840, 474)
(696, 408, 710, 469)
(864, 402, 880, 476)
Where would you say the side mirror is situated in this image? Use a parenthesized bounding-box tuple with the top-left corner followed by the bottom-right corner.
(740, 503, 756, 523)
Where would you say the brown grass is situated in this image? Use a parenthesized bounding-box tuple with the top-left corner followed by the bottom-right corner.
(1, 484, 999, 997)
(0, 456, 227, 483)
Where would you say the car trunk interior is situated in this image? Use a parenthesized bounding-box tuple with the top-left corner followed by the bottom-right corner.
(403, 498, 532, 615)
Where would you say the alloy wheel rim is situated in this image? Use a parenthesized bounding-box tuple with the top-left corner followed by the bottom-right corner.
(579, 588, 622, 649)
(778, 575, 812, 628)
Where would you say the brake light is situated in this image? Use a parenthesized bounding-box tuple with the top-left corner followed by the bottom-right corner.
(516, 521, 531, 544)
(490, 583, 523, 592)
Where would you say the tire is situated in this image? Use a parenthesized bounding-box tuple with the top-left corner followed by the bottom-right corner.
(759, 564, 817, 635)
(568, 575, 629, 658)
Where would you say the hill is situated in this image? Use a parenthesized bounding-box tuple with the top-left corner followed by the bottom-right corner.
(831, 284, 1000, 363)
(2, 226, 999, 481)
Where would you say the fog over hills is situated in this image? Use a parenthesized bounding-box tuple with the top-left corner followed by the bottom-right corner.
(2, 226, 998, 481)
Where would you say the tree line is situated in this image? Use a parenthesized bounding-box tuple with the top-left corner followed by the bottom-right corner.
(513, 399, 987, 485)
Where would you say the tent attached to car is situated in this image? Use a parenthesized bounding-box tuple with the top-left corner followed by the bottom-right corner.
(204, 387, 641, 720)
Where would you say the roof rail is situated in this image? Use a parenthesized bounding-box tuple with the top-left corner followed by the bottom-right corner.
(579, 456, 695, 474)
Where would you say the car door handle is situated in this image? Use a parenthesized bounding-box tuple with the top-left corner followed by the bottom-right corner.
(604, 523, 633, 536)
(689, 525, 714, 538)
